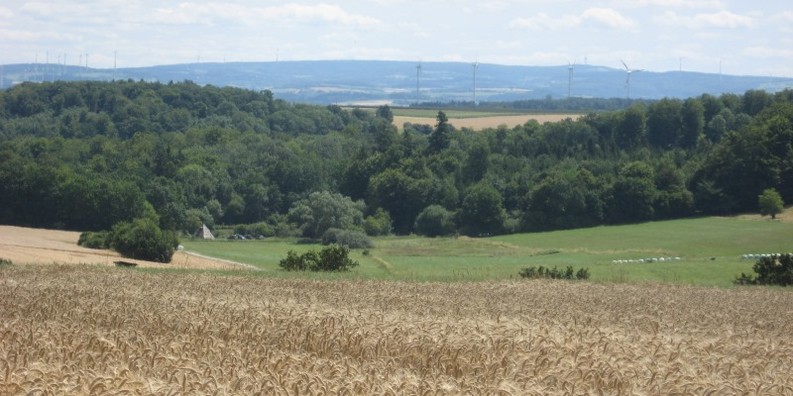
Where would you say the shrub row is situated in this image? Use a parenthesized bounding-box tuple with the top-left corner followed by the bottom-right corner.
(321, 228, 374, 249)
(279, 245, 359, 272)
(519, 265, 590, 280)
(77, 230, 111, 249)
(78, 218, 179, 263)
(734, 254, 793, 286)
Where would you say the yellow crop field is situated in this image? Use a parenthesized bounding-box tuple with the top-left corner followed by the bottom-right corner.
(2, 265, 792, 395)
(394, 114, 581, 131)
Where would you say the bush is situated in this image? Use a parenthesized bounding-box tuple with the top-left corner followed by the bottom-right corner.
(519, 265, 590, 280)
(734, 254, 793, 286)
(321, 228, 374, 249)
(77, 231, 111, 249)
(414, 205, 456, 237)
(279, 250, 311, 271)
(234, 222, 275, 238)
(0, 258, 11, 267)
(363, 208, 392, 236)
(279, 245, 359, 272)
(109, 218, 179, 263)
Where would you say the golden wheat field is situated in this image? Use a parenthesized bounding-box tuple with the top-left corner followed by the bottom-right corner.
(1, 266, 792, 395)
(393, 114, 581, 131)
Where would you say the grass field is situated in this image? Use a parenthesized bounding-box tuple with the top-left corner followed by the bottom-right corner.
(3, 265, 792, 394)
(183, 216, 793, 287)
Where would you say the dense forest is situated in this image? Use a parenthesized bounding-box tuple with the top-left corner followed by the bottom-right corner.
(1, 80, 791, 239)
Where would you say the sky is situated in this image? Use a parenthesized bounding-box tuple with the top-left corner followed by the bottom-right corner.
(1, 0, 792, 77)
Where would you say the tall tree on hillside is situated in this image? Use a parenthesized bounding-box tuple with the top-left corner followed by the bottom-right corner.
(287, 191, 365, 238)
(375, 105, 394, 123)
(647, 98, 682, 149)
(427, 111, 452, 153)
(607, 161, 657, 223)
(458, 182, 506, 236)
(680, 98, 705, 149)
(614, 104, 646, 149)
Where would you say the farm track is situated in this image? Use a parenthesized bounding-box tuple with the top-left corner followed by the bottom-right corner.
(182, 250, 260, 271)
(2, 265, 792, 395)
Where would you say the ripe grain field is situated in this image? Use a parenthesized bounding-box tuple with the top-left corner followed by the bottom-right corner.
(2, 265, 792, 395)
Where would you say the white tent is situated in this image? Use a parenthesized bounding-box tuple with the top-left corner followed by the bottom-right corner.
(195, 224, 215, 240)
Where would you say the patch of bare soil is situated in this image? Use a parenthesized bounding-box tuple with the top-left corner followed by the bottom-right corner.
(0, 225, 249, 271)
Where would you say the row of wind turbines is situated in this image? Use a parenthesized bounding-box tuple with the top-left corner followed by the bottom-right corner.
(568, 59, 643, 99)
(413, 59, 644, 103)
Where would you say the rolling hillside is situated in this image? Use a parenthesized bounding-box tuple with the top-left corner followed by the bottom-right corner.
(2, 60, 792, 104)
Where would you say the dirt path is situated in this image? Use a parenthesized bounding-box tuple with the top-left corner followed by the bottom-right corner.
(0, 225, 250, 271)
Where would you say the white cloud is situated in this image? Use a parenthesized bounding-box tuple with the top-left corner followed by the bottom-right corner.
(695, 10, 754, 28)
(256, 3, 381, 25)
(510, 8, 635, 30)
(655, 10, 754, 29)
(150, 3, 381, 27)
(615, 0, 724, 8)
(509, 12, 579, 30)
(776, 11, 793, 22)
(582, 8, 637, 29)
(0, 6, 14, 19)
(743, 46, 793, 59)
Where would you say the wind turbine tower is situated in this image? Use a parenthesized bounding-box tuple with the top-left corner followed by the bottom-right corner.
(415, 62, 422, 99)
(621, 60, 643, 99)
(567, 59, 576, 98)
(472, 61, 479, 105)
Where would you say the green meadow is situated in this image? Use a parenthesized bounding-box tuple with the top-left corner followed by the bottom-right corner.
(182, 216, 793, 286)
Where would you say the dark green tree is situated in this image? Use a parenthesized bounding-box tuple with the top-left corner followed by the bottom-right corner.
(427, 111, 452, 153)
(414, 205, 456, 237)
(680, 98, 705, 148)
(607, 162, 657, 223)
(109, 218, 179, 263)
(375, 105, 394, 123)
(458, 183, 506, 236)
(614, 104, 646, 149)
(363, 208, 392, 236)
(646, 98, 682, 149)
(522, 169, 604, 231)
(367, 168, 429, 234)
(287, 191, 365, 238)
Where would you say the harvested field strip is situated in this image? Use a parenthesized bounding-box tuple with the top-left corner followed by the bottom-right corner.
(2, 266, 792, 394)
(393, 114, 581, 131)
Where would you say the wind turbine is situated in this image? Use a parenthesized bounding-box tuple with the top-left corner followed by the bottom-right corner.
(567, 59, 576, 98)
(621, 59, 644, 99)
(415, 61, 422, 99)
(472, 60, 479, 105)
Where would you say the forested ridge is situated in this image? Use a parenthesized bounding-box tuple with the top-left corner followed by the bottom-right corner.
(1, 80, 791, 238)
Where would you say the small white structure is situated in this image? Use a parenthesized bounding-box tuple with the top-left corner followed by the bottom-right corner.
(195, 224, 215, 240)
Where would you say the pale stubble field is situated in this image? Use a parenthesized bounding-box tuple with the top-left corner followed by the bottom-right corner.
(393, 113, 581, 130)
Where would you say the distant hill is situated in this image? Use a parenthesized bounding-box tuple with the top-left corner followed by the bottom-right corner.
(2, 60, 792, 105)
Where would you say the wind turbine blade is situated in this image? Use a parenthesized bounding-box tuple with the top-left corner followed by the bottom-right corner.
(620, 59, 629, 71)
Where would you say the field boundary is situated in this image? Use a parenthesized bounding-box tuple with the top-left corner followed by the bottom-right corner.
(182, 251, 260, 271)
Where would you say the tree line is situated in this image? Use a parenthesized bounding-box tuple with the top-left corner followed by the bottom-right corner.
(1, 80, 791, 239)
